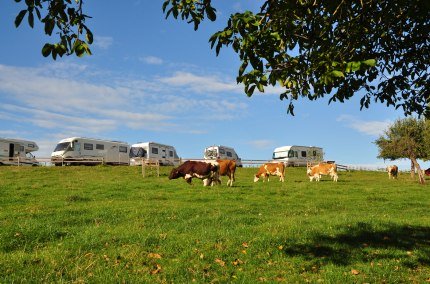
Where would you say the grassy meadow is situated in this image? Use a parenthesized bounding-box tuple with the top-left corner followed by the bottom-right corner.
(0, 165, 429, 283)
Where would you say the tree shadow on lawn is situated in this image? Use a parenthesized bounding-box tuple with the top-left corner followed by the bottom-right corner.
(281, 222, 430, 267)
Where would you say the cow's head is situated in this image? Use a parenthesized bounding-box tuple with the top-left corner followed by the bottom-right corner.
(169, 168, 179, 180)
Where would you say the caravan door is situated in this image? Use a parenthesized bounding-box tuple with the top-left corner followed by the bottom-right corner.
(160, 145, 168, 165)
(9, 143, 15, 159)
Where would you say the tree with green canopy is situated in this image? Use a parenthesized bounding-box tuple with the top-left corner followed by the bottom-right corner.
(12, 0, 430, 117)
(374, 117, 430, 184)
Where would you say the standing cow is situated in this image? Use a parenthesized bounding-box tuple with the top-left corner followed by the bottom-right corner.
(387, 165, 398, 179)
(169, 161, 219, 186)
(307, 162, 338, 182)
(215, 159, 237, 186)
(254, 162, 285, 182)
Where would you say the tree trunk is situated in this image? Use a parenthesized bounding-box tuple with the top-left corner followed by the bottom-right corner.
(411, 157, 425, 184)
(410, 160, 415, 179)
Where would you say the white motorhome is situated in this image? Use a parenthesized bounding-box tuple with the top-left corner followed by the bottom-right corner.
(272, 145, 323, 166)
(0, 138, 39, 166)
(129, 142, 180, 166)
(203, 145, 242, 167)
(51, 137, 130, 166)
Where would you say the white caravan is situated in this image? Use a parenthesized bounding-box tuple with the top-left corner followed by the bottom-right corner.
(51, 137, 130, 166)
(272, 145, 323, 166)
(203, 145, 242, 167)
(0, 138, 39, 166)
(129, 142, 180, 166)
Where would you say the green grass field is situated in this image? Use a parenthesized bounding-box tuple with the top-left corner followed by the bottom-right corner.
(0, 166, 429, 283)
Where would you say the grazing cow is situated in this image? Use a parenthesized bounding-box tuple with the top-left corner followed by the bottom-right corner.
(215, 159, 237, 186)
(307, 162, 338, 182)
(254, 162, 285, 182)
(387, 165, 398, 179)
(169, 161, 219, 186)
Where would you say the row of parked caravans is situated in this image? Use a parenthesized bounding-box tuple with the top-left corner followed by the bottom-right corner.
(0, 137, 324, 167)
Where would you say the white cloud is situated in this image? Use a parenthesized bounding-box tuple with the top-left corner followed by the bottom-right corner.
(94, 36, 113, 50)
(158, 71, 241, 94)
(0, 63, 250, 137)
(337, 115, 391, 136)
(140, 56, 163, 65)
(0, 130, 19, 137)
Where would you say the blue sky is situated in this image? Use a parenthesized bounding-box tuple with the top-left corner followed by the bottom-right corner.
(0, 1, 413, 169)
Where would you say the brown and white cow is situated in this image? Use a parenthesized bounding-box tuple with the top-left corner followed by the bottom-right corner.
(307, 162, 338, 182)
(387, 165, 398, 179)
(254, 162, 285, 182)
(169, 160, 219, 186)
(215, 159, 236, 186)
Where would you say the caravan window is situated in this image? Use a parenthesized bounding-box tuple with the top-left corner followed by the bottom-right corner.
(96, 144, 104, 150)
(130, 147, 146, 158)
(219, 149, 225, 155)
(151, 147, 158, 154)
(226, 151, 232, 157)
(119, 146, 128, 153)
(273, 151, 287, 159)
(205, 149, 217, 159)
(54, 142, 70, 152)
(84, 143, 93, 150)
(301, 151, 307, 157)
(313, 150, 317, 156)
(28, 143, 35, 148)
(169, 150, 173, 157)
(288, 150, 295, 158)
(19, 145, 24, 152)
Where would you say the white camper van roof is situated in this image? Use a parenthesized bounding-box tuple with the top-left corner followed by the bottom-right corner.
(0, 137, 39, 151)
(58, 137, 128, 144)
(273, 145, 322, 151)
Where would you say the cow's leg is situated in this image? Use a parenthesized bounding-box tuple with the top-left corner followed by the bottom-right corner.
(203, 178, 211, 186)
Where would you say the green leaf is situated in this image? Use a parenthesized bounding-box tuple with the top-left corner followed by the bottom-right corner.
(206, 7, 216, 21)
(362, 59, 377, 67)
(86, 30, 93, 44)
(35, 7, 41, 20)
(44, 19, 55, 35)
(28, 11, 34, 28)
(257, 83, 264, 92)
(345, 61, 361, 73)
(41, 43, 52, 57)
(331, 70, 345, 78)
(15, 10, 27, 27)
(162, 0, 169, 12)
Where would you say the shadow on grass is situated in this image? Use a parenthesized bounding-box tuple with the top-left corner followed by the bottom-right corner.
(281, 222, 430, 266)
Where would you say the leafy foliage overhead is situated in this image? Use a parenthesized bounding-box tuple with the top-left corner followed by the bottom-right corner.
(163, 0, 430, 116)
(14, 0, 92, 59)
(13, 0, 430, 117)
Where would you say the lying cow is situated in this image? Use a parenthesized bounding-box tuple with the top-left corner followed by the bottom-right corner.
(387, 165, 398, 179)
(307, 162, 338, 182)
(215, 159, 237, 186)
(254, 162, 285, 182)
(169, 160, 219, 186)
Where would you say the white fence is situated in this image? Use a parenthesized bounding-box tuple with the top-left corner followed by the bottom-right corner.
(1, 157, 392, 172)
